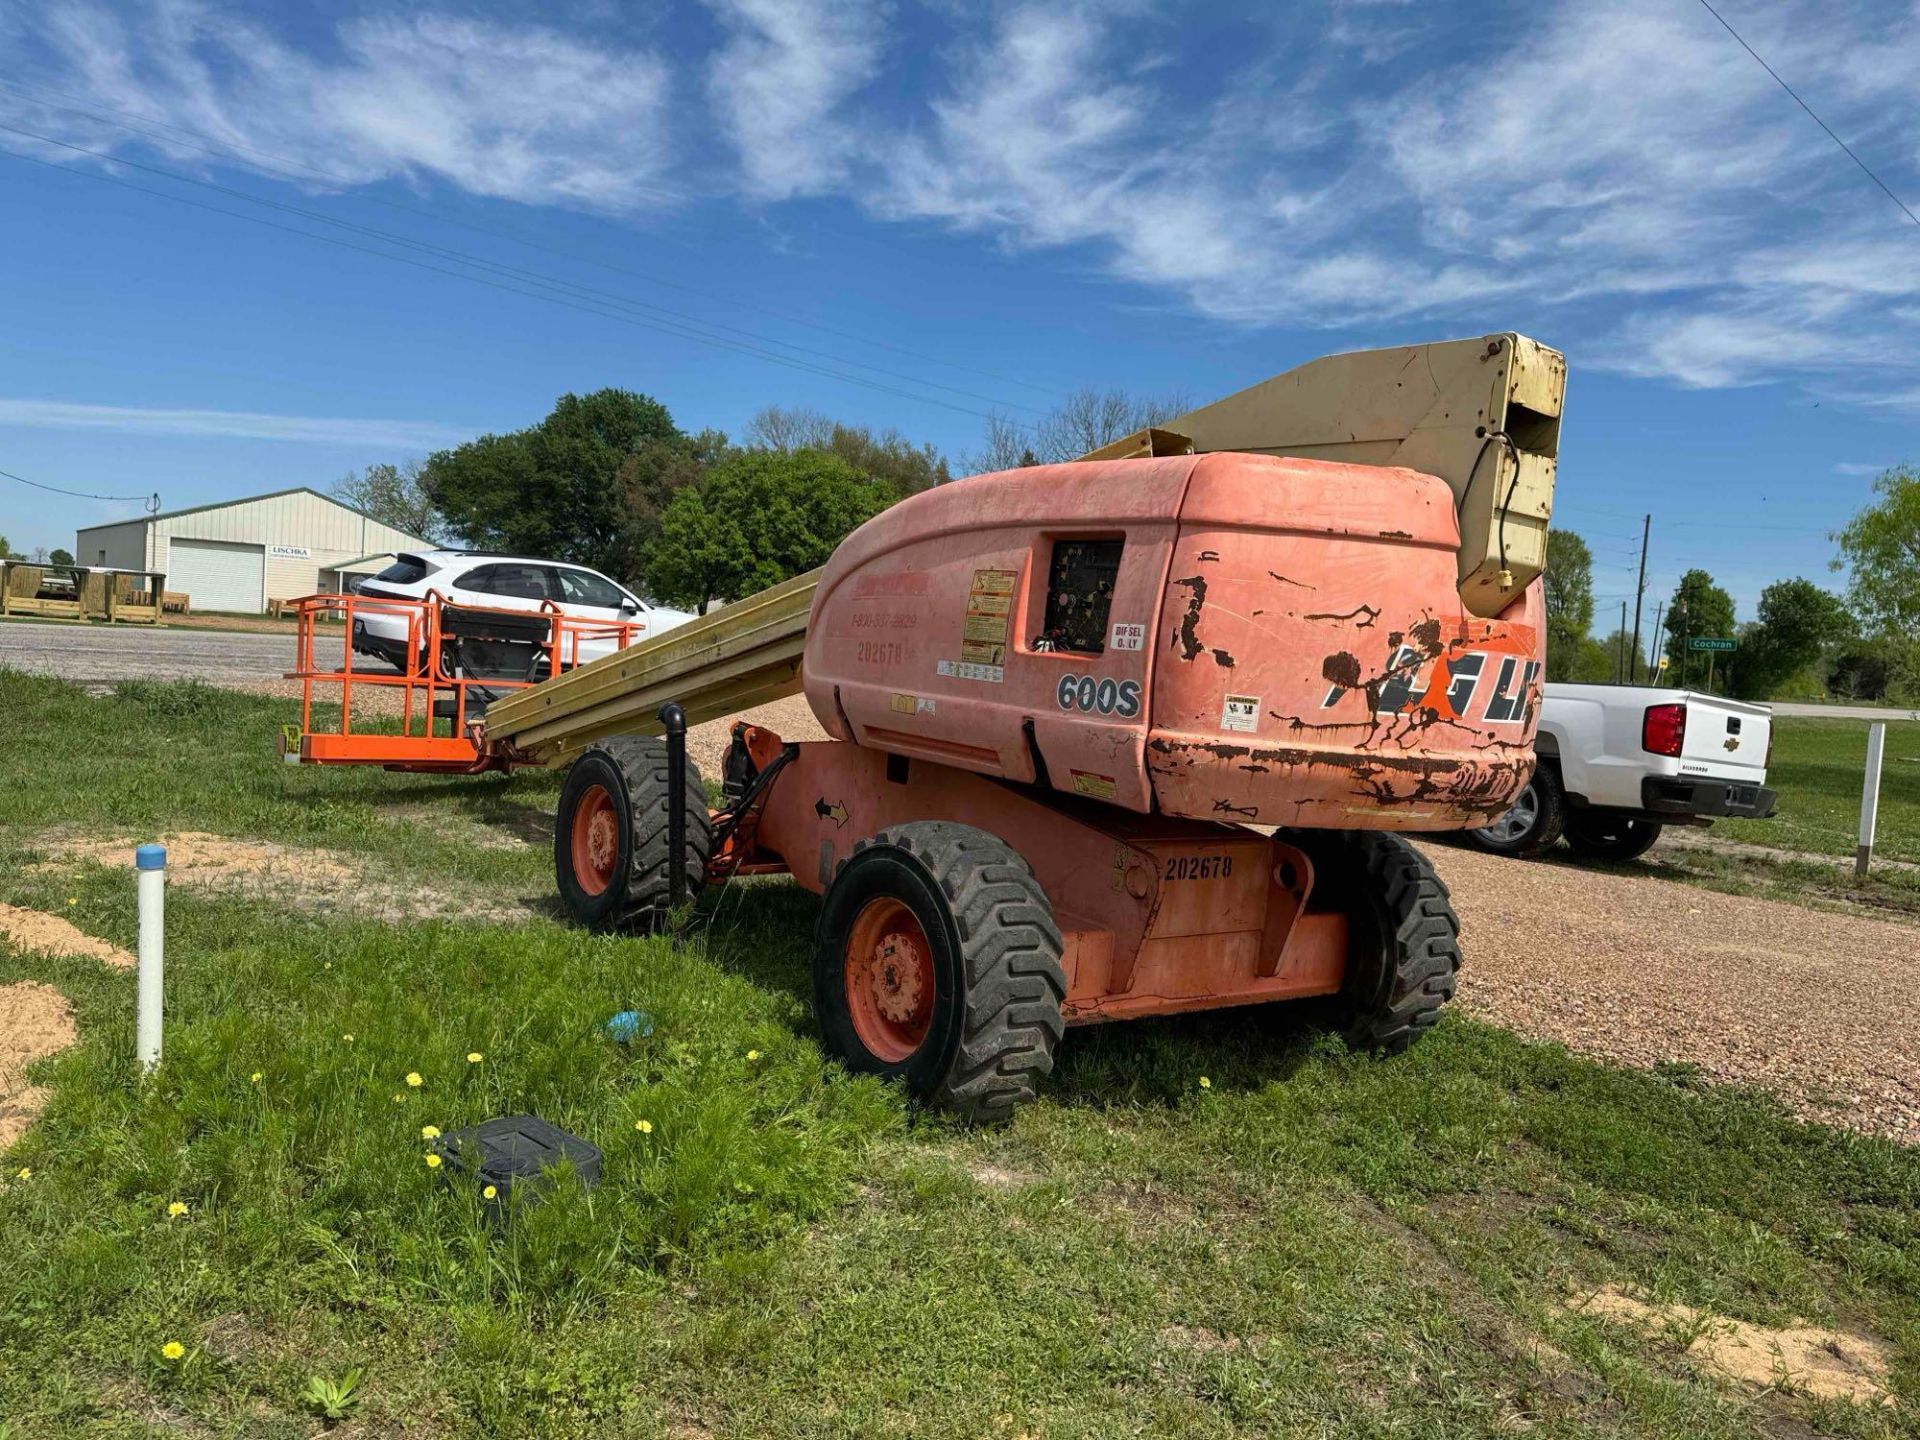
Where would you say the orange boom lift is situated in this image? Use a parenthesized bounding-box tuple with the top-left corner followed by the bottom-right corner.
(287, 333, 1564, 1118)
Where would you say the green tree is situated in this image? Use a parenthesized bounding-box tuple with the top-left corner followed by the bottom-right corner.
(1729, 578, 1854, 700)
(49, 547, 74, 567)
(0, 536, 11, 559)
(333, 460, 445, 543)
(644, 450, 895, 613)
(1541, 529, 1595, 681)
(1596, 627, 1647, 683)
(1833, 464, 1920, 636)
(1662, 569, 1736, 688)
(423, 389, 681, 578)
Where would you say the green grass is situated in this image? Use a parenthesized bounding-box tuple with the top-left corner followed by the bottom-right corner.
(3, 669, 1918, 1438)
(1719, 718, 1920, 864)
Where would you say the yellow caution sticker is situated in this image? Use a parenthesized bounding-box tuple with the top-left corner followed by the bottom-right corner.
(1071, 770, 1118, 800)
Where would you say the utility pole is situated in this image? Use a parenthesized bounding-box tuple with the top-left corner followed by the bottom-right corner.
(1628, 514, 1651, 684)
(1648, 601, 1665, 686)
(1616, 601, 1628, 682)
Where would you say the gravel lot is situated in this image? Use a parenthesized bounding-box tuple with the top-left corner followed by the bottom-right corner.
(9, 622, 1914, 1141)
(0, 617, 330, 686)
(1431, 843, 1918, 1143)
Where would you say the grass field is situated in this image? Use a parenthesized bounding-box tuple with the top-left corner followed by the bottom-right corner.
(2, 670, 1917, 1438)
(1718, 718, 1920, 865)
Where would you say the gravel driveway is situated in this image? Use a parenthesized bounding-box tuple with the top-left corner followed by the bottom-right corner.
(1431, 843, 1918, 1143)
(0, 618, 345, 686)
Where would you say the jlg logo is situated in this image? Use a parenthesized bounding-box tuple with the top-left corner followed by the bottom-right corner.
(1056, 673, 1144, 719)
(1322, 648, 1539, 723)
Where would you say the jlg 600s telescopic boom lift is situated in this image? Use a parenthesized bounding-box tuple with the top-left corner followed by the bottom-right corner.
(288, 333, 1564, 1119)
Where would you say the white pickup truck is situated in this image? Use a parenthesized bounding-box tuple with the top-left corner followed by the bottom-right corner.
(1468, 684, 1777, 860)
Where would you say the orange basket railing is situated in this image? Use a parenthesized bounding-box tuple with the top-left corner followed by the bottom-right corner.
(282, 591, 646, 772)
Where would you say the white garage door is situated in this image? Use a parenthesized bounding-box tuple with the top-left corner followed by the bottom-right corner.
(170, 539, 265, 613)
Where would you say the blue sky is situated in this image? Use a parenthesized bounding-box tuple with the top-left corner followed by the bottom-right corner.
(2, 0, 1918, 627)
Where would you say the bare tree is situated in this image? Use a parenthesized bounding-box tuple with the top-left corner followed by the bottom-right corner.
(962, 388, 1192, 474)
(746, 405, 950, 492)
(332, 459, 447, 543)
(746, 405, 836, 452)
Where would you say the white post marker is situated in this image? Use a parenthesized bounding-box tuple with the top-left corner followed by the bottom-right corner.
(136, 842, 166, 1072)
(1856, 723, 1887, 879)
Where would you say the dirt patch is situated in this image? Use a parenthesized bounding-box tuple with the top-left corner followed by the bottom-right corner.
(0, 981, 78, 1149)
(0, 902, 134, 968)
(34, 832, 537, 926)
(966, 1161, 1033, 1190)
(1157, 1323, 1242, 1353)
(1568, 1285, 1893, 1406)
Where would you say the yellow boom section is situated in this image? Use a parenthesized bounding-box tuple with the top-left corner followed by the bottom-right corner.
(1159, 332, 1564, 618)
(482, 567, 817, 764)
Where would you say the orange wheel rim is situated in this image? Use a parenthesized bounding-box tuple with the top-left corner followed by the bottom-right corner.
(570, 783, 619, 896)
(844, 896, 935, 1063)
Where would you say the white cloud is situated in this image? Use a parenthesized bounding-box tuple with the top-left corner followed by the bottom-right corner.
(851, 0, 1920, 399)
(1834, 462, 1895, 475)
(0, 398, 469, 447)
(4, 2, 676, 212)
(704, 0, 886, 200)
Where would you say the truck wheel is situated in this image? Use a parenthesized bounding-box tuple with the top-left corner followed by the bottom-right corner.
(814, 821, 1067, 1123)
(1564, 814, 1663, 862)
(554, 736, 710, 933)
(1463, 765, 1565, 858)
(1321, 833, 1460, 1054)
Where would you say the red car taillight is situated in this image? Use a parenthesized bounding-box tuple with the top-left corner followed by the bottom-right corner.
(1642, 702, 1687, 757)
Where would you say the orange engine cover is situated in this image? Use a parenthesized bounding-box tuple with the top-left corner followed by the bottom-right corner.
(803, 452, 1541, 830)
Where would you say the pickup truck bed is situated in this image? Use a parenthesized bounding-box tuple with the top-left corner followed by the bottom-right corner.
(1467, 684, 1776, 861)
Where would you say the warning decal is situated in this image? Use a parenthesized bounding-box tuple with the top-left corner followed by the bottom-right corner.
(1220, 694, 1260, 733)
(1070, 770, 1118, 800)
(962, 568, 1017, 667)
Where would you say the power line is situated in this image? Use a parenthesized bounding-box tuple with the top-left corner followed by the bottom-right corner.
(0, 120, 1042, 421)
(0, 464, 157, 506)
(1694, 0, 1920, 232)
(0, 74, 1065, 401)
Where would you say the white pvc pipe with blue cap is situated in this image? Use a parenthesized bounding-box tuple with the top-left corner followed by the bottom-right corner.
(136, 842, 166, 1072)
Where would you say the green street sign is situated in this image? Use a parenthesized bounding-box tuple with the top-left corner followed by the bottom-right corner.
(1688, 637, 1737, 653)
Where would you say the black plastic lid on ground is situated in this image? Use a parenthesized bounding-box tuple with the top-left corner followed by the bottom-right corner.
(432, 1114, 602, 1210)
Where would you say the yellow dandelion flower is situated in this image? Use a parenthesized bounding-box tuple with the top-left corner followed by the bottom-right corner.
(746, 1049, 761, 1061)
(67, 896, 77, 907)
(1198, 1076, 1212, 1089)
(424, 1153, 442, 1169)
(15, 1167, 30, 1180)
(482, 1184, 498, 1200)
(341, 1033, 354, 1044)
(405, 1072, 423, 1088)
(249, 1071, 263, 1084)
(166, 1201, 188, 1218)
(161, 1341, 185, 1361)
(466, 1052, 483, 1064)
(421, 1125, 441, 1140)
(634, 1119, 653, 1134)
(323, 961, 332, 970)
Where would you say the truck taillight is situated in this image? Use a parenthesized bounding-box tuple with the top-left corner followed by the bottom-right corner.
(1642, 702, 1687, 757)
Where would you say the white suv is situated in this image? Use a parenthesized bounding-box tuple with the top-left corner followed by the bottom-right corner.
(349, 551, 694, 672)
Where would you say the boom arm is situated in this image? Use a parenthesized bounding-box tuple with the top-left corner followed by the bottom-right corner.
(1141, 333, 1563, 618)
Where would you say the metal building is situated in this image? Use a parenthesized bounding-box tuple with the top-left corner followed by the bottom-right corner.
(75, 487, 431, 614)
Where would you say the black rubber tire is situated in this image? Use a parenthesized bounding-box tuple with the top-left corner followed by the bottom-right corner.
(1564, 813, 1663, 862)
(1318, 832, 1461, 1054)
(813, 821, 1067, 1123)
(1463, 764, 1566, 858)
(554, 736, 710, 933)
